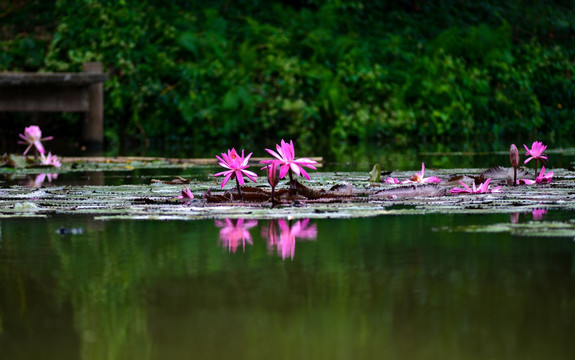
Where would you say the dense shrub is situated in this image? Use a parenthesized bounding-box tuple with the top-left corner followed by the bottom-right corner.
(1, 0, 573, 153)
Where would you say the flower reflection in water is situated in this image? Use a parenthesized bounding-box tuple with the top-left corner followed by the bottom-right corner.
(509, 209, 548, 223)
(215, 218, 258, 253)
(262, 219, 317, 260)
(29, 173, 58, 188)
(532, 208, 547, 220)
(510, 212, 519, 224)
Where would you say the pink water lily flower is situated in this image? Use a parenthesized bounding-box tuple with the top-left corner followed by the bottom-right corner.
(385, 177, 400, 184)
(450, 178, 502, 194)
(517, 166, 553, 185)
(18, 125, 53, 155)
(215, 218, 258, 253)
(174, 185, 194, 203)
(261, 139, 317, 181)
(214, 148, 258, 187)
(402, 163, 442, 184)
(40, 152, 62, 168)
(523, 141, 548, 174)
(523, 141, 548, 165)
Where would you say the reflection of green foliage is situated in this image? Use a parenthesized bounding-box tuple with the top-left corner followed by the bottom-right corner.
(44, 218, 234, 360)
(1, 214, 575, 358)
(50, 220, 153, 360)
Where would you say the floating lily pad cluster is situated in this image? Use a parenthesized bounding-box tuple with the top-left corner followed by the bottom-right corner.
(196, 139, 553, 206)
(1, 129, 570, 220)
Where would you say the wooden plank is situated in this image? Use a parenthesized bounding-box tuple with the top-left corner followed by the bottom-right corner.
(0, 72, 108, 87)
(0, 62, 107, 147)
(82, 62, 104, 144)
(0, 86, 89, 112)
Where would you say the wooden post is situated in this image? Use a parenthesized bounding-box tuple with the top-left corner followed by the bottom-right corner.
(82, 62, 104, 148)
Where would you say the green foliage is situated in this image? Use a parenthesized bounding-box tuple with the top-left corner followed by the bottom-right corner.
(1, 0, 574, 152)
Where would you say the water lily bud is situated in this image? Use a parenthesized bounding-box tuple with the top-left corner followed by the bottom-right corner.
(509, 144, 519, 168)
(266, 161, 280, 188)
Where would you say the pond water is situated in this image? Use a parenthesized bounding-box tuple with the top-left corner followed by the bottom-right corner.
(1, 146, 575, 359)
(1, 211, 574, 360)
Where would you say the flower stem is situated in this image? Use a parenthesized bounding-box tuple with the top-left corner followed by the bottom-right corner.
(288, 169, 296, 193)
(235, 177, 243, 201)
(535, 160, 538, 178)
(271, 186, 276, 208)
(513, 167, 517, 186)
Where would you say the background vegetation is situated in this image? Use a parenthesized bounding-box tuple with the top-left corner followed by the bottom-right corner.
(1, 0, 574, 155)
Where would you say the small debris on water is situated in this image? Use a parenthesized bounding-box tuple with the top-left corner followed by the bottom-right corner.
(56, 226, 84, 235)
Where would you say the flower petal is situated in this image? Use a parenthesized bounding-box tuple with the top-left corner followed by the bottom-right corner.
(265, 148, 284, 161)
(290, 163, 302, 176)
(221, 172, 234, 188)
(279, 164, 290, 179)
(236, 172, 245, 186)
(423, 176, 442, 183)
(241, 169, 258, 183)
(298, 166, 311, 180)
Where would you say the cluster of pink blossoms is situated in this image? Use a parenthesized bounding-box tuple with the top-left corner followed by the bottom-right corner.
(382, 140, 551, 196)
(450, 140, 551, 194)
(177, 139, 552, 201)
(210, 139, 317, 200)
(18, 125, 61, 168)
(511, 141, 552, 185)
(379, 164, 501, 195)
(178, 139, 317, 203)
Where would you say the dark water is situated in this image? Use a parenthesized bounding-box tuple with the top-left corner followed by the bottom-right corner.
(1, 212, 574, 360)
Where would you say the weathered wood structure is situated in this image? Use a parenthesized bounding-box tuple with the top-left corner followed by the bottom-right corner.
(0, 62, 108, 148)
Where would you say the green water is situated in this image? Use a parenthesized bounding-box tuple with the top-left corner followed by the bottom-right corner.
(1, 212, 574, 360)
